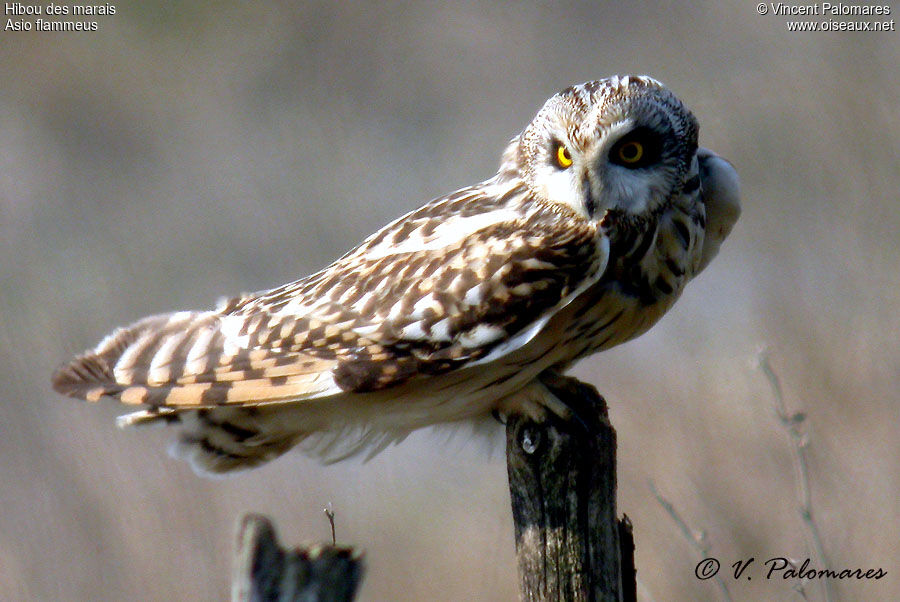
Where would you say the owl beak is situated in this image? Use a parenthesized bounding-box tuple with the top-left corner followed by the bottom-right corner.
(582, 172, 598, 218)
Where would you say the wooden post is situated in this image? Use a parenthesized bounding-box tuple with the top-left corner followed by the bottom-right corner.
(232, 514, 365, 602)
(506, 374, 636, 602)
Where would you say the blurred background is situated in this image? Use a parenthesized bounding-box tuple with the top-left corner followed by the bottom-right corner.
(1, 2, 898, 600)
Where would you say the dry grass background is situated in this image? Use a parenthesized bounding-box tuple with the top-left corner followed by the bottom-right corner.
(1, 2, 898, 600)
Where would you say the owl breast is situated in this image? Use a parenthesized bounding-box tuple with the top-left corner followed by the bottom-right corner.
(556, 192, 707, 366)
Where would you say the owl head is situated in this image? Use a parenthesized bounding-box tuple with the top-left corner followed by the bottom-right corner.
(504, 76, 701, 222)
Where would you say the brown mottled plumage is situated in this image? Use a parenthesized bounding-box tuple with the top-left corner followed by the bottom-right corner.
(53, 76, 740, 474)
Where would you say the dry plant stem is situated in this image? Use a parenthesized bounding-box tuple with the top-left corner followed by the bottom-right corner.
(324, 504, 337, 545)
(506, 374, 635, 601)
(650, 482, 732, 602)
(758, 351, 834, 602)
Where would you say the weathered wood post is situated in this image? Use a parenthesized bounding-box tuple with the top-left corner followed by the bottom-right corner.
(232, 514, 364, 602)
(506, 374, 636, 602)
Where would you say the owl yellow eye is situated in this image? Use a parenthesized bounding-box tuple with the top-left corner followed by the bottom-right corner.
(555, 144, 573, 169)
(610, 128, 661, 168)
(617, 141, 644, 164)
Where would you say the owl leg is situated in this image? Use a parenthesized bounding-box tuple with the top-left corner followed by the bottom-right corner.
(168, 408, 302, 476)
(497, 370, 607, 433)
(538, 371, 608, 432)
(496, 371, 576, 423)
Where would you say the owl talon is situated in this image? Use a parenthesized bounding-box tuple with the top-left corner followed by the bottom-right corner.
(539, 372, 608, 432)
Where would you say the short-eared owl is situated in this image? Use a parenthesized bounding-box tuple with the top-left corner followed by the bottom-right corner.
(53, 76, 740, 475)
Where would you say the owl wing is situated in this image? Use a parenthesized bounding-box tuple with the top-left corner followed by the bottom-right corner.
(52, 187, 606, 415)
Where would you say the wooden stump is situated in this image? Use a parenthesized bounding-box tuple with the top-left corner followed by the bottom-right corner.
(506, 375, 635, 602)
(232, 514, 364, 602)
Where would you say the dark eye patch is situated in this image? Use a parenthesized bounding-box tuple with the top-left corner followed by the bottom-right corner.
(609, 127, 663, 169)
